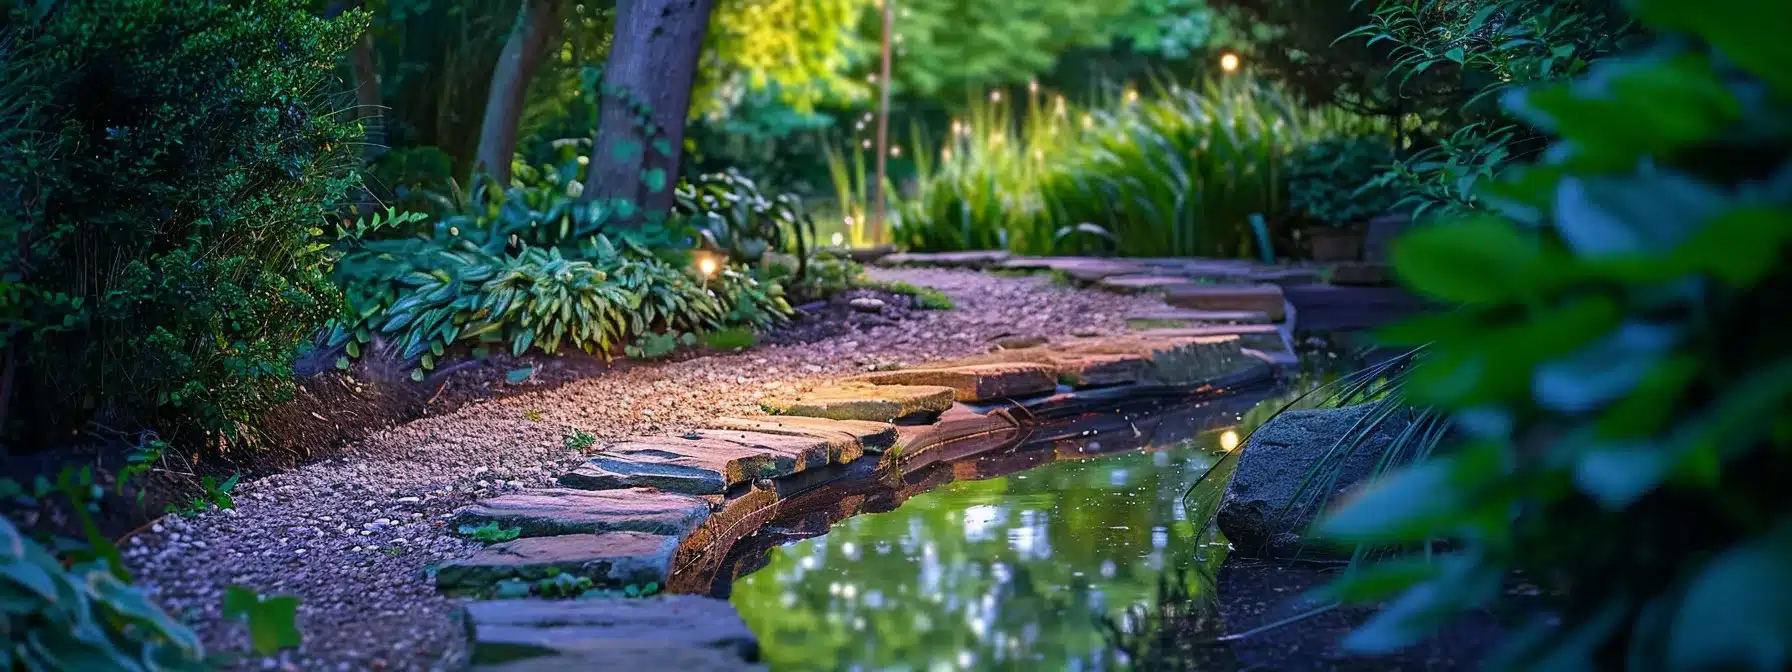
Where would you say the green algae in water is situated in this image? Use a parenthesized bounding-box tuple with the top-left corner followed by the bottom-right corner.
(730, 431, 1237, 671)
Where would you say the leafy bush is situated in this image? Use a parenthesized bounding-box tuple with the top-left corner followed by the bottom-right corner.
(1287, 137, 1400, 227)
(1310, 3, 1792, 668)
(2, 512, 204, 668)
(477, 248, 635, 356)
(0, 0, 366, 444)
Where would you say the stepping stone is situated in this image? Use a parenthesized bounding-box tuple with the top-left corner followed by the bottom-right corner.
(465, 596, 759, 669)
(1126, 309, 1272, 329)
(560, 435, 811, 494)
(1131, 326, 1290, 360)
(705, 416, 898, 454)
(1055, 258, 1152, 282)
(876, 250, 1010, 268)
(436, 531, 678, 592)
(454, 488, 712, 539)
(1099, 274, 1202, 294)
(682, 428, 863, 469)
(853, 362, 1057, 402)
(889, 405, 1022, 471)
(1246, 268, 1326, 285)
(1165, 283, 1286, 321)
(1329, 262, 1392, 286)
(764, 383, 955, 422)
(1056, 334, 1250, 386)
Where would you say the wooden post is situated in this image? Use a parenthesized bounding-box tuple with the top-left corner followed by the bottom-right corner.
(870, 0, 894, 245)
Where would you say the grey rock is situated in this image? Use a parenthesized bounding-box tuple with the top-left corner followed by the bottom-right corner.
(435, 531, 678, 591)
(1217, 403, 1414, 558)
(849, 297, 887, 313)
(453, 488, 711, 539)
(465, 596, 760, 669)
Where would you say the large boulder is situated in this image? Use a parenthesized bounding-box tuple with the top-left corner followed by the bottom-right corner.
(1216, 403, 1414, 558)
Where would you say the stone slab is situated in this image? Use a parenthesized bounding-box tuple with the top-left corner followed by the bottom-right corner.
(436, 531, 678, 591)
(560, 436, 804, 494)
(454, 488, 711, 539)
(1165, 283, 1286, 321)
(1053, 334, 1251, 386)
(1096, 274, 1199, 294)
(465, 596, 759, 669)
(1329, 262, 1392, 286)
(765, 383, 955, 421)
(704, 416, 898, 454)
(1125, 309, 1273, 329)
(479, 647, 765, 672)
(680, 428, 860, 470)
(1130, 325, 1285, 351)
(876, 250, 1010, 268)
(852, 362, 1057, 402)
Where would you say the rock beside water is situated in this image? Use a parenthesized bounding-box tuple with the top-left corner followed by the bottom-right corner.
(1216, 403, 1414, 558)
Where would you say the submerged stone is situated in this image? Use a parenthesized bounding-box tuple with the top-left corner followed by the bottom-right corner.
(464, 596, 760, 670)
(1216, 403, 1416, 558)
(853, 362, 1057, 402)
(453, 488, 711, 539)
(765, 383, 956, 422)
(435, 531, 678, 591)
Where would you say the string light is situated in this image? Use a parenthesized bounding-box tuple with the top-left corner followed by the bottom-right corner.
(989, 90, 1002, 103)
(831, 232, 845, 246)
(1220, 52, 1241, 73)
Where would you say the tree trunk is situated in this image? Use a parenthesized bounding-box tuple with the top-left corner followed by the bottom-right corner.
(580, 0, 716, 221)
(475, 0, 564, 186)
(350, 32, 385, 162)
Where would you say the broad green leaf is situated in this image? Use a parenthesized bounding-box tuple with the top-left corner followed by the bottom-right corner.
(1635, 0, 1792, 92)
(1668, 521, 1792, 669)
(642, 168, 668, 194)
(1574, 441, 1674, 508)
(1314, 556, 1446, 605)
(247, 595, 302, 654)
(1341, 553, 1501, 653)
(1552, 173, 1722, 257)
(1533, 322, 1679, 413)
(1391, 215, 1543, 304)
(1314, 459, 1465, 542)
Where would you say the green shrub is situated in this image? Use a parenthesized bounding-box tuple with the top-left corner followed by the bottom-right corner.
(1310, 2, 1792, 668)
(0, 0, 366, 444)
(1286, 136, 1400, 227)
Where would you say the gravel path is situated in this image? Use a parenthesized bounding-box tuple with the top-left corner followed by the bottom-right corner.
(126, 268, 1175, 671)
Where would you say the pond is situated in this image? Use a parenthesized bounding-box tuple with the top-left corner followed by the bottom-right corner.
(727, 397, 1265, 671)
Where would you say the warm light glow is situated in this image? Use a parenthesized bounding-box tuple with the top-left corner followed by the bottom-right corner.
(698, 257, 718, 277)
(862, 139, 873, 149)
(989, 90, 1002, 103)
(941, 148, 952, 160)
(1125, 89, 1139, 103)
(831, 232, 845, 246)
(1220, 52, 1241, 72)
(890, 146, 902, 158)
(1027, 79, 1039, 94)
(1220, 429, 1240, 452)
(1081, 114, 1094, 130)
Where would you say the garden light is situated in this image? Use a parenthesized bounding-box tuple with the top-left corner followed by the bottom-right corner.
(698, 257, 717, 278)
(989, 90, 1002, 103)
(831, 232, 845, 246)
(1220, 430, 1240, 451)
(1220, 52, 1240, 72)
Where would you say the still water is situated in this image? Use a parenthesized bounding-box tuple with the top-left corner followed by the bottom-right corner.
(729, 423, 1242, 671)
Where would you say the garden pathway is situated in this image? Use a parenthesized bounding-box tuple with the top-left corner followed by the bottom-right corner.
(123, 267, 1279, 671)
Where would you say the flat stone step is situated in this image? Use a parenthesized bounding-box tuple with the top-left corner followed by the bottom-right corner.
(560, 432, 832, 494)
(1164, 283, 1286, 321)
(436, 531, 678, 592)
(465, 596, 759, 670)
(937, 333, 1250, 388)
(704, 416, 898, 454)
(1126, 309, 1273, 329)
(852, 362, 1057, 402)
(764, 383, 955, 422)
(876, 250, 1010, 268)
(454, 488, 712, 539)
(1329, 262, 1392, 286)
(1098, 274, 1204, 294)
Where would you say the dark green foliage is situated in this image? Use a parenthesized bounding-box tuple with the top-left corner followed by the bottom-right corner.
(0, 0, 367, 444)
(167, 474, 240, 518)
(1311, 2, 1792, 667)
(1, 516, 205, 669)
(1287, 137, 1401, 227)
(677, 169, 815, 266)
(701, 327, 759, 351)
(221, 586, 302, 655)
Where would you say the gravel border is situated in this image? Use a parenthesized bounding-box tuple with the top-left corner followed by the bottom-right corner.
(125, 268, 1177, 671)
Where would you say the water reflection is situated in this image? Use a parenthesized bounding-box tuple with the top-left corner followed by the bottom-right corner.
(730, 428, 1237, 671)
